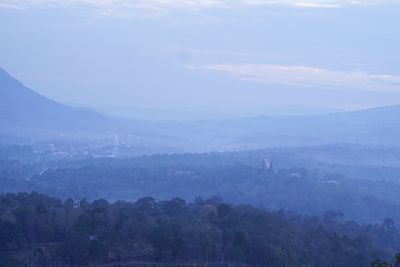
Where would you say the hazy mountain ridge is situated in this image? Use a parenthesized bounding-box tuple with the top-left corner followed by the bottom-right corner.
(1, 66, 400, 149)
(0, 67, 113, 140)
(0, 68, 178, 146)
(190, 105, 400, 148)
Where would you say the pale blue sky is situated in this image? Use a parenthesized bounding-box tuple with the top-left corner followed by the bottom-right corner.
(1, 0, 400, 116)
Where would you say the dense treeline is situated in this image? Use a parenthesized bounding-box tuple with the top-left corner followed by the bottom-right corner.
(1, 192, 399, 267)
(2, 144, 400, 225)
(22, 163, 400, 223)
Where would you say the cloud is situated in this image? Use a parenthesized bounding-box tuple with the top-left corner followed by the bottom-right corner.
(199, 64, 400, 92)
(1, 0, 223, 10)
(0, 0, 397, 13)
(0, 0, 398, 19)
(292, 2, 341, 8)
(0, 0, 228, 18)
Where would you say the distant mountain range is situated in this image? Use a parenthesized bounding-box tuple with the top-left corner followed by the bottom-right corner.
(1, 66, 399, 149)
(0, 67, 191, 151)
(89, 105, 344, 121)
(196, 104, 400, 148)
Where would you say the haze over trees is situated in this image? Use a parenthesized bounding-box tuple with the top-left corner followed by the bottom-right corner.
(1, 68, 400, 266)
(1, 67, 400, 151)
(1, 1, 400, 266)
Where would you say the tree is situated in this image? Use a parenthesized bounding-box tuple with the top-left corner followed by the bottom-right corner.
(370, 260, 391, 267)
(0, 221, 24, 251)
(394, 253, 400, 267)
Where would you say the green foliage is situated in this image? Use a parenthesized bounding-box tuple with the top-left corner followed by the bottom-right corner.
(2, 144, 400, 224)
(0, 192, 398, 267)
(371, 259, 392, 267)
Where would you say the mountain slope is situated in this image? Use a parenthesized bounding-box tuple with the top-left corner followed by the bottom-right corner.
(0, 67, 191, 151)
(205, 105, 400, 147)
(0, 67, 111, 141)
(1, 66, 399, 148)
(167, 105, 400, 149)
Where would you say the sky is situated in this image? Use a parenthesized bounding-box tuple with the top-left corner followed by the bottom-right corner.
(1, 0, 400, 117)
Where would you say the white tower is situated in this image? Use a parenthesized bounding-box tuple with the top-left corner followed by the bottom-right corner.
(112, 135, 120, 157)
(264, 158, 273, 170)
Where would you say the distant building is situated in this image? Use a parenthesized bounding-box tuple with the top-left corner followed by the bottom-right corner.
(48, 144, 55, 152)
(73, 198, 81, 209)
(319, 180, 338, 186)
(111, 135, 120, 157)
(264, 158, 273, 171)
(290, 173, 301, 178)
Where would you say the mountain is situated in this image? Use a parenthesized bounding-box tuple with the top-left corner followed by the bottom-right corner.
(0, 67, 190, 151)
(182, 105, 400, 148)
(1, 66, 399, 149)
(0, 67, 112, 142)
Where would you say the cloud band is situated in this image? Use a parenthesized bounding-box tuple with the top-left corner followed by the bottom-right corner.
(200, 63, 400, 92)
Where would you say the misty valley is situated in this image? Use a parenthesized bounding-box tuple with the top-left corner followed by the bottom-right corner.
(2, 142, 400, 266)
(1, 66, 400, 266)
(2, 1, 400, 266)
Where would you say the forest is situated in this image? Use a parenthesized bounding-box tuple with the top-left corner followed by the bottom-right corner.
(2, 145, 400, 266)
(1, 192, 399, 267)
(2, 2, 400, 266)
(2, 144, 400, 223)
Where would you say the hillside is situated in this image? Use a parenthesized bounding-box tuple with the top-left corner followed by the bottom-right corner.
(0, 67, 112, 142)
(0, 67, 195, 152)
(174, 105, 400, 149)
(1, 66, 400, 149)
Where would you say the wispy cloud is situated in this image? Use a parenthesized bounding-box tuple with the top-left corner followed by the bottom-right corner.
(198, 64, 400, 92)
(0, 0, 397, 13)
(292, 2, 340, 8)
(0, 0, 227, 18)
